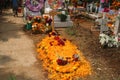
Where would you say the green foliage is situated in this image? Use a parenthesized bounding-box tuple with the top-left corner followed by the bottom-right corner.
(8, 75, 16, 80)
(57, 14, 67, 22)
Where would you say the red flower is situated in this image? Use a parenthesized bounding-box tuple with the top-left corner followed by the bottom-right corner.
(103, 8, 109, 12)
(46, 18, 52, 25)
(54, 36, 60, 40)
(58, 39, 65, 46)
(56, 59, 68, 66)
(28, 16, 32, 21)
(63, 38, 66, 41)
(49, 41, 53, 46)
(118, 38, 120, 41)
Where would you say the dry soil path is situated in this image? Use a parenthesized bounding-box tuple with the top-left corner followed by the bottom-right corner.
(0, 9, 47, 80)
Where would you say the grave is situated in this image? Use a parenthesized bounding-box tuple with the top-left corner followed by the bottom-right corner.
(54, 15, 73, 27)
(114, 16, 120, 36)
(44, 0, 73, 28)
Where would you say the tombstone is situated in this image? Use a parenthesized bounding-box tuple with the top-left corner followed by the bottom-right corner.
(94, 2, 99, 13)
(89, 2, 94, 13)
(114, 17, 120, 36)
(86, 3, 90, 12)
(24, 0, 44, 20)
(44, 0, 52, 13)
(100, 15, 109, 33)
(54, 12, 73, 27)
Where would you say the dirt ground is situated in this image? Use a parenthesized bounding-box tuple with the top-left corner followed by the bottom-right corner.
(0, 9, 47, 80)
(24, 16, 120, 80)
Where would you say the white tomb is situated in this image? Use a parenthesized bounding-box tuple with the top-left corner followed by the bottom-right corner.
(54, 15, 73, 27)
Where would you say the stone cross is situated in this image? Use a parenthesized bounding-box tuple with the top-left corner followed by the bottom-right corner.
(100, 13, 109, 33)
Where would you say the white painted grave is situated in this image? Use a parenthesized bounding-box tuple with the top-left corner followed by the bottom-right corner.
(54, 15, 73, 27)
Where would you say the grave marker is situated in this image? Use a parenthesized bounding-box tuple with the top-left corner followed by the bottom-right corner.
(114, 17, 120, 36)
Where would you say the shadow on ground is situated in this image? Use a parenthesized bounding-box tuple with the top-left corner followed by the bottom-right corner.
(0, 23, 23, 42)
(0, 55, 15, 65)
(0, 68, 33, 80)
(0, 13, 24, 42)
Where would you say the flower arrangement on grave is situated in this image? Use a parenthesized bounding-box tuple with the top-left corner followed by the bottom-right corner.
(26, 16, 52, 33)
(99, 33, 120, 48)
(107, 21, 114, 28)
(37, 31, 91, 80)
(106, 15, 115, 28)
(111, 1, 120, 10)
(57, 11, 68, 22)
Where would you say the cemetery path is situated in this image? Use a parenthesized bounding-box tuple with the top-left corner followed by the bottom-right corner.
(0, 9, 47, 80)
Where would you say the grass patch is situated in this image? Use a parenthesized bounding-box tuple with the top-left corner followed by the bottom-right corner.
(8, 74, 16, 80)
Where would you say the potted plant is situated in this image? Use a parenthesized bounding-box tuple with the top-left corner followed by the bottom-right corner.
(57, 11, 68, 22)
(57, 14, 67, 22)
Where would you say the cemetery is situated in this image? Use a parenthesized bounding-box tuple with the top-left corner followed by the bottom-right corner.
(0, 0, 120, 80)
(23, 0, 120, 79)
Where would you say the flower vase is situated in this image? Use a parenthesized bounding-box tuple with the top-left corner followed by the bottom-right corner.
(26, 22, 32, 30)
(18, 7, 22, 13)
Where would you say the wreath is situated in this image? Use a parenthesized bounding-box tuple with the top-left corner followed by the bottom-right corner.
(25, 0, 44, 12)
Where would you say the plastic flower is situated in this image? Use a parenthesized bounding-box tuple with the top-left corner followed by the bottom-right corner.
(99, 33, 109, 45)
(99, 33, 120, 47)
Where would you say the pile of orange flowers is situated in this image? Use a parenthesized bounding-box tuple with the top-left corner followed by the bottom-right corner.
(37, 32, 91, 80)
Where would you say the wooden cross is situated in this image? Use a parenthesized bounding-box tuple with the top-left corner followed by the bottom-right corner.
(49, 10, 61, 32)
